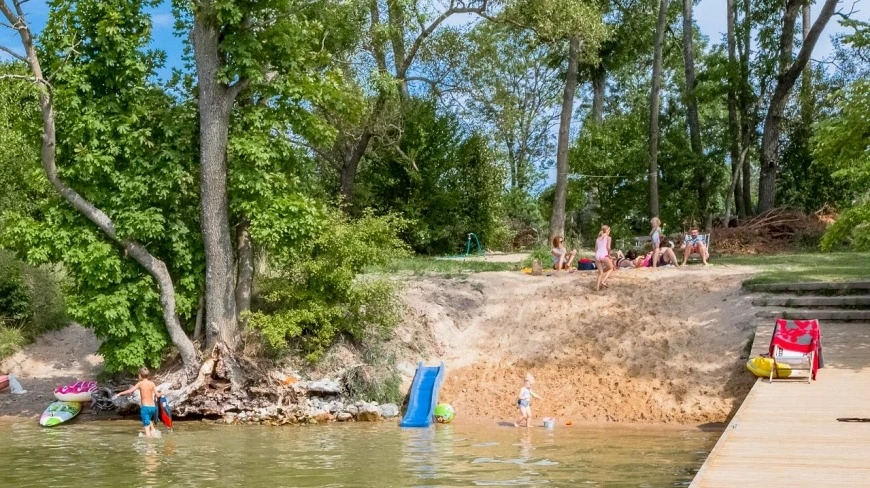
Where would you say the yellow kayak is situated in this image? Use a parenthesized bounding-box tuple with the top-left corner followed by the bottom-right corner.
(746, 356, 792, 378)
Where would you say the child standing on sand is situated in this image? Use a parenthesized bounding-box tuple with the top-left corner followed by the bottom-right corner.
(650, 217, 662, 268)
(114, 367, 159, 437)
(514, 373, 543, 428)
(595, 225, 614, 291)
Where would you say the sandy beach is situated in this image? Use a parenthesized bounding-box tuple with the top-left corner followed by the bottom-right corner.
(394, 264, 760, 424)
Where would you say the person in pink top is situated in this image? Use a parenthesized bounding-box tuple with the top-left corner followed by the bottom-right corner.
(595, 225, 614, 291)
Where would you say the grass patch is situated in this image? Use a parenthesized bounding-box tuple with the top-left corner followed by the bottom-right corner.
(367, 256, 520, 276)
(0, 325, 26, 360)
(716, 252, 870, 285)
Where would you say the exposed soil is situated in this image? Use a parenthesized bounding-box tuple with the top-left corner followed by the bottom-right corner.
(393, 265, 760, 424)
(0, 324, 104, 419)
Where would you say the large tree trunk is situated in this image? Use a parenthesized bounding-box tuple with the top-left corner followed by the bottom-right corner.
(800, 2, 813, 125)
(339, 95, 386, 203)
(0, 2, 199, 374)
(757, 0, 838, 212)
(387, 0, 409, 99)
(235, 219, 253, 327)
(739, 0, 753, 216)
(580, 66, 606, 237)
(726, 0, 744, 219)
(682, 0, 706, 227)
(192, 10, 242, 351)
(548, 37, 580, 241)
(592, 67, 605, 125)
(647, 0, 670, 218)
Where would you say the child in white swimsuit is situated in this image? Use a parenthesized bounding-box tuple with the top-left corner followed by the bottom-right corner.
(595, 225, 614, 291)
(514, 373, 542, 428)
(650, 217, 662, 268)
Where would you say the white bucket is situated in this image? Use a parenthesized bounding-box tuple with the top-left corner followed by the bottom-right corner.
(543, 417, 555, 429)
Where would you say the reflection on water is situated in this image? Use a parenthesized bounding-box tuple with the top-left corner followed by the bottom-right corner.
(0, 418, 717, 487)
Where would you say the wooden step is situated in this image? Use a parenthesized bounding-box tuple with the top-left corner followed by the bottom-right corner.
(747, 281, 870, 293)
(755, 310, 870, 321)
(751, 296, 870, 307)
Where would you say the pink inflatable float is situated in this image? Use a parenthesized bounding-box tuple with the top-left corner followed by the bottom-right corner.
(54, 381, 98, 402)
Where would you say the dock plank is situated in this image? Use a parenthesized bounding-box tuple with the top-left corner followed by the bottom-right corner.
(692, 334, 870, 488)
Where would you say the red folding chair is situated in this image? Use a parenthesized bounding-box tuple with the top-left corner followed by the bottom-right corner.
(768, 319, 823, 382)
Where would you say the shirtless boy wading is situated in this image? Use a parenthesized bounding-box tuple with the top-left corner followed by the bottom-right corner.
(114, 367, 159, 437)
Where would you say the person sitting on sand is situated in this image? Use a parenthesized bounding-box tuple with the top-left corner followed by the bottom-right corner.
(656, 240, 681, 267)
(551, 236, 577, 271)
(614, 249, 639, 268)
(680, 228, 709, 266)
(113, 367, 159, 437)
(595, 225, 614, 290)
(514, 373, 543, 428)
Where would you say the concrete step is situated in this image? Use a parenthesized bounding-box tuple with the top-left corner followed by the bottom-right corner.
(755, 309, 870, 321)
(747, 281, 870, 293)
(751, 296, 870, 308)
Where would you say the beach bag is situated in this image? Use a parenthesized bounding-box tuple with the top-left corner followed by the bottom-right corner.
(578, 258, 596, 271)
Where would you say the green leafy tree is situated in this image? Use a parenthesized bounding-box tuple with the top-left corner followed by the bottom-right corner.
(1, 0, 202, 371)
(815, 78, 870, 250)
(358, 100, 505, 255)
(178, 0, 365, 369)
(497, 0, 607, 241)
(313, 0, 491, 203)
(451, 24, 561, 192)
(0, 62, 47, 215)
(248, 209, 408, 361)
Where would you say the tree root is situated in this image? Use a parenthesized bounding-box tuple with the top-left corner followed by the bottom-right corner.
(151, 345, 399, 425)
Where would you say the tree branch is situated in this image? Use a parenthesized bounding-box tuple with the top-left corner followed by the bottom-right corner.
(398, 0, 489, 78)
(227, 77, 250, 101)
(405, 75, 463, 95)
(289, 137, 341, 171)
(0, 72, 50, 87)
(0, 43, 25, 62)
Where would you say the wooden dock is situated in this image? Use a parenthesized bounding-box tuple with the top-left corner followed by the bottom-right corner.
(691, 321, 870, 486)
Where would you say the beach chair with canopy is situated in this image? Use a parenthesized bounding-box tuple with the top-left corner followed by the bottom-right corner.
(767, 318, 823, 383)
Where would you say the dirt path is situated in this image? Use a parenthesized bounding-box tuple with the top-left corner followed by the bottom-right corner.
(0, 324, 103, 418)
(394, 265, 760, 424)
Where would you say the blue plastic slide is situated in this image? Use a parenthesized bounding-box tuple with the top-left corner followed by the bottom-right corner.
(400, 362, 445, 427)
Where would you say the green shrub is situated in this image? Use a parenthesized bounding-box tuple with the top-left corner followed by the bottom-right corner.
(521, 246, 555, 268)
(0, 250, 66, 340)
(248, 209, 409, 361)
(0, 326, 26, 360)
(344, 362, 403, 405)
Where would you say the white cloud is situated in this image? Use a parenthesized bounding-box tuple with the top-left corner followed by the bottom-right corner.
(151, 12, 174, 29)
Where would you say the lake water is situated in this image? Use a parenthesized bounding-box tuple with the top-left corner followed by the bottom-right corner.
(0, 418, 718, 487)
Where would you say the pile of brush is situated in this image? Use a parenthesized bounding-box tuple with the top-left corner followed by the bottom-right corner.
(714, 208, 829, 255)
